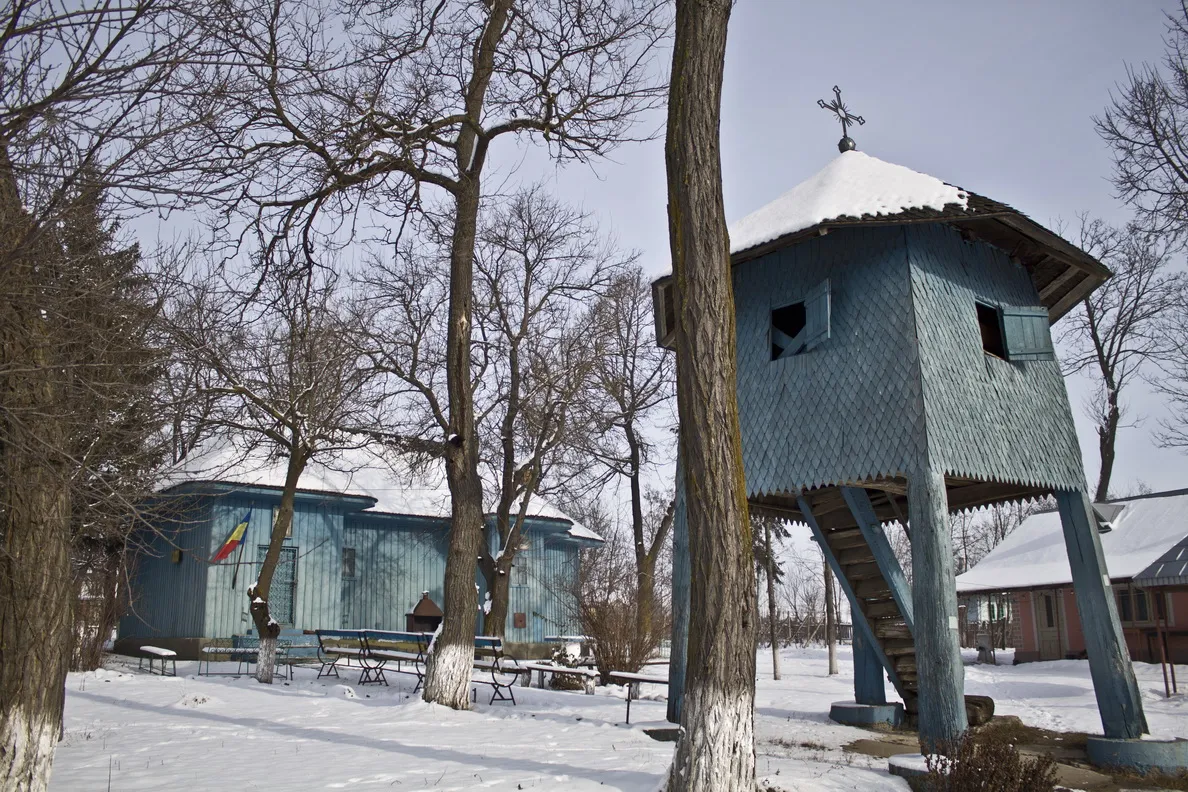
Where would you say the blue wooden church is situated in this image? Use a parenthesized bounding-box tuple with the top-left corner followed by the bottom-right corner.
(118, 442, 599, 657)
(655, 142, 1151, 752)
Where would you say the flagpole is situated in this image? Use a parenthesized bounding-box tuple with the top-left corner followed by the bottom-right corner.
(231, 508, 251, 590)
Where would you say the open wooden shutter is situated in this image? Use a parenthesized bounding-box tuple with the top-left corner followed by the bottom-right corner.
(802, 278, 831, 352)
(651, 277, 676, 350)
(1001, 305, 1054, 362)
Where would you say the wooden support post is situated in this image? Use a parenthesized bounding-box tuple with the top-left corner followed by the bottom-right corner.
(798, 496, 906, 698)
(908, 468, 967, 750)
(841, 487, 914, 631)
(1154, 589, 1171, 699)
(853, 629, 887, 706)
(1055, 489, 1148, 738)
(667, 459, 689, 724)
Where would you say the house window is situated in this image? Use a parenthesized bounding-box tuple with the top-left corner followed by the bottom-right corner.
(771, 278, 831, 360)
(1117, 589, 1133, 623)
(1156, 591, 1168, 622)
(1044, 594, 1055, 628)
(976, 301, 1055, 362)
(1135, 589, 1150, 622)
(342, 547, 356, 579)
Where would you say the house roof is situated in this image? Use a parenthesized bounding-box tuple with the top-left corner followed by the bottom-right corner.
(655, 150, 1111, 323)
(162, 437, 603, 544)
(955, 489, 1188, 594)
(1133, 534, 1188, 588)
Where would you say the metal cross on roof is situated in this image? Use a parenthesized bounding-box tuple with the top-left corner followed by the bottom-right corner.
(818, 85, 865, 153)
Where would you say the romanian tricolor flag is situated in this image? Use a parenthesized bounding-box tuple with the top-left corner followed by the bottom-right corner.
(212, 511, 250, 562)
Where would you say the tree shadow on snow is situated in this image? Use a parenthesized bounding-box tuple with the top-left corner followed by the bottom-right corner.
(71, 690, 665, 790)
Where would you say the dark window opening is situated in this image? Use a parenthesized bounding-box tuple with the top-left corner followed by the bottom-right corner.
(1117, 589, 1133, 623)
(1157, 592, 1168, 622)
(342, 547, 356, 579)
(1136, 590, 1150, 622)
(977, 302, 1006, 359)
(771, 302, 807, 360)
(1044, 594, 1055, 628)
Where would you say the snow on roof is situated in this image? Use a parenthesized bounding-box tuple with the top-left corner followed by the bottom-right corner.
(164, 437, 601, 543)
(729, 150, 969, 255)
(955, 490, 1188, 594)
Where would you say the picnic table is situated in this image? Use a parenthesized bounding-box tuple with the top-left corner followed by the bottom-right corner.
(608, 670, 668, 724)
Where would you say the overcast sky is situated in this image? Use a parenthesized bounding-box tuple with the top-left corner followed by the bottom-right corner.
(495, 0, 1186, 499)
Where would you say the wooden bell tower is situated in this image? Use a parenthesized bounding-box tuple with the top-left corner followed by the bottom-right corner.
(656, 146, 1148, 747)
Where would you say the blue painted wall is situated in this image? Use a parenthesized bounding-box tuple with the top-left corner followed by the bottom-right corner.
(120, 484, 590, 645)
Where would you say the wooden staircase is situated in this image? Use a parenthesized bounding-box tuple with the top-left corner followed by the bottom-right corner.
(816, 518, 919, 719)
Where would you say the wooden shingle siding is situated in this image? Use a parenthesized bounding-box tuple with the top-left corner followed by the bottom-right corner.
(733, 226, 926, 495)
(908, 224, 1084, 490)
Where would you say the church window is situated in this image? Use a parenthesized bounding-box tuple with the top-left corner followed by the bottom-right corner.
(771, 279, 831, 360)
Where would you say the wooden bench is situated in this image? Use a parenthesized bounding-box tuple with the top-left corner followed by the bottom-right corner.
(362, 630, 432, 689)
(470, 636, 519, 705)
(519, 661, 597, 694)
(313, 629, 369, 681)
(198, 636, 291, 678)
(608, 670, 668, 724)
(138, 645, 177, 676)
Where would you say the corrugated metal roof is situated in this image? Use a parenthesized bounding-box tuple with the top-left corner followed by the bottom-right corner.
(1133, 534, 1188, 587)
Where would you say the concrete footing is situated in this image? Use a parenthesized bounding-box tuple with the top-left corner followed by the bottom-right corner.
(887, 753, 929, 781)
(1085, 735, 1188, 774)
(829, 700, 904, 728)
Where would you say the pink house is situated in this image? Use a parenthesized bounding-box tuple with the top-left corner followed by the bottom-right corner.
(956, 489, 1188, 664)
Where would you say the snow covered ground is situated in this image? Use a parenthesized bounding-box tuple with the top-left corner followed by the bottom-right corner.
(51, 647, 1188, 791)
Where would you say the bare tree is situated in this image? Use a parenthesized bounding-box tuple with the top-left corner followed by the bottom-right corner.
(823, 559, 839, 676)
(163, 258, 377, 683)
(754, 516, 783, 679)
(0, 3, 203, 787)
(1153, 285, 1188, 447)
(1097, 2, 1188, 237)
(585, 267, 676, 643)
(181, 0, 668, 709)
(1058, 217, 1182, 500)
(665, 0, 756, 788)
(472, 186, 625, 636)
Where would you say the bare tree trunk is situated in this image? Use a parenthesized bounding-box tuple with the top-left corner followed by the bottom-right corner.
(628, 426, 654, 644)
(764, 519, 781, 680)
(1095, 381, 1120, 502)
(249, 448, 306, 684)
(424, 174, 490, 708)
(665, 0, 756, 788)
(0, 166, 74, 792)
(824, 561, 838, 675)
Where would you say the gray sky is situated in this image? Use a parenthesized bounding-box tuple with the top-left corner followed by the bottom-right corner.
(503, 0, 1186, 498)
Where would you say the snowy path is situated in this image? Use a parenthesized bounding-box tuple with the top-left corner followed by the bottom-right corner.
(51, 648, 1188, 791)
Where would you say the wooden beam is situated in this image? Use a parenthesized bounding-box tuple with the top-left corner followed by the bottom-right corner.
(1055, 489, 1148, 739)
(907, 469, 968, 749)
(1038, 264, 1083, 301)
(667, 461, 688, 724)
(841, 487, 915, 632)
(1048, 273, 1097, 321)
